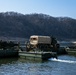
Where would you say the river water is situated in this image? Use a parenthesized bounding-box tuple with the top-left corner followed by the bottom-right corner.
(0, 55, 76, 75)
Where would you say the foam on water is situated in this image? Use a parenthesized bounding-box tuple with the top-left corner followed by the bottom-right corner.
(50, 58, 76, 64)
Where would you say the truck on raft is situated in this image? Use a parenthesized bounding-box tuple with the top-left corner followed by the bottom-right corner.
(19, 35, 60, 60)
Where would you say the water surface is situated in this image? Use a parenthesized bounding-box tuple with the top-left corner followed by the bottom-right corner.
(0, 55, 76, 75)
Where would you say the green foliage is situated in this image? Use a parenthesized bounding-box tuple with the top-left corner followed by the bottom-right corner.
(0, 40, 19, 49)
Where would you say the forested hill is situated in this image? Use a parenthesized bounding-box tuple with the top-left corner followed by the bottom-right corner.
(0, 12, 76, 40)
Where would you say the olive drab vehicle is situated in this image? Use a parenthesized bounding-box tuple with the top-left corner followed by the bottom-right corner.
(26, 35, 60, 52)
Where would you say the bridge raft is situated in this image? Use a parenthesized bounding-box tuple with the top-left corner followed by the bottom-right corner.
(19, 51, 57, 60)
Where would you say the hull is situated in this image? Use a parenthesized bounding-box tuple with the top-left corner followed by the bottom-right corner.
(0, 49, 18, 58)
(19, 51, 57, 60)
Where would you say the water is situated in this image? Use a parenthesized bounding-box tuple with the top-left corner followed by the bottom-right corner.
(0, 55, 76, 75)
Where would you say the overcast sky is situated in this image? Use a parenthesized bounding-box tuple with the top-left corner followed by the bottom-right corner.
(0, 0, 76, 19)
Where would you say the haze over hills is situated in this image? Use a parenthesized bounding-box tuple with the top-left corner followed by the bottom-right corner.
(0, 12, 76, 40)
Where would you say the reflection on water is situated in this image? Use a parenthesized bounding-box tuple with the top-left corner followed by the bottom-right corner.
(0, 55, 76, 75)
(0, 58, 18, 65)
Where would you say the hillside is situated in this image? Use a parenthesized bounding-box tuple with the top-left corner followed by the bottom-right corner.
(0, 12, 76, 40)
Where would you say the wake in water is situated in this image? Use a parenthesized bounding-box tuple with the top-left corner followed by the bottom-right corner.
(50, 58, 76, 64)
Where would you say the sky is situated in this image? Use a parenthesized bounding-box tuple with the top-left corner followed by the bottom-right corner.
(0, 0, 76, 19)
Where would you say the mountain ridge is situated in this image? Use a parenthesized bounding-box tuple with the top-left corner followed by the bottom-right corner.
(0, 12, 76, 40)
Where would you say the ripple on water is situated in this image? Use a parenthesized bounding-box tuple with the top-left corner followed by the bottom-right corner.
(0, 55, 76, 75)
